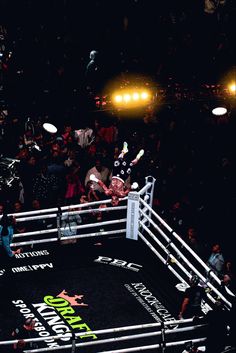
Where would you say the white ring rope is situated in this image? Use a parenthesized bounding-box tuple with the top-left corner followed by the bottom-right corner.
(4, 198, 128, 219)
(1, 177, 232, 352)
(24, 325, 206, 353)
(15, 206, 127, 223)
(138, 231, 188, 285)
(140, 198, 235, 300)
(139, 212, 230, 307)
(138, 226, 216, 307)
(12, 218, 127, 239)
(139, 219, 192, 279)
(11, 229, 127, 247)
(0, 318, 199, 346)
(140, 198, 233, 290)
(96, 338, 207, 353)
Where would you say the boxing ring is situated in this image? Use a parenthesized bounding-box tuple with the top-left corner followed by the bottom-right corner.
(0, 176, 234, 352)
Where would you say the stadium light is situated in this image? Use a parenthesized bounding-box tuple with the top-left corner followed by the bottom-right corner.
(228, 82, 236, 93)
(115, 95, 123, 103)
(124, 94, 131, 102)
(112, 88, 151, 108)
(141, 92, 149, 99)
(212, 107, 228, 116)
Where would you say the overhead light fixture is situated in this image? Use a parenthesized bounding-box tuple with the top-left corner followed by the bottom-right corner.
(212, 107, 227, 116)
(113, 88, 151, 108)
(228, 82, 236, 93)
(43, 123, 57, 134)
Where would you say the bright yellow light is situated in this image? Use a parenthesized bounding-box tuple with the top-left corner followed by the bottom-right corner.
(132, 92, 139, 100)
(112, 86, 152, 108)
(124, 94, 131, 102)
(115, 95, 123, 102)
(141, 92, 148, 99)
(229, 83, 236, 93)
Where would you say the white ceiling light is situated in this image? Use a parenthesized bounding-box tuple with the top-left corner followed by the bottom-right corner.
(43, 123, 57, 134)
(212, 107, 227, 116)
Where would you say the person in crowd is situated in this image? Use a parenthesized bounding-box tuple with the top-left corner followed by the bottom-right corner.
(12, 318, 37, 352)
(64, 163, 85, 205)
(184, 227, 206, 258)
(224, 261, 235, 282)
(32, 163, 58, 207)
(61, 123, 73, 146)
(90, 142, 144, 206)
(29, 199, 47, 232)
(0, 203, 4, 215)
(85, 50, 101, 93)
(87, 187, 107, 222)
(85, 158, 111, 195)
(220, 274, 236, 349)
(19, 155, 38, 206)
(206, 243, 225, 278)
(12, 200, 26, 234)
(0, 212, 21, 257)
(60, 206, 82, 244)
(179, 275, 207, 319)
(204, 300, 229, 353)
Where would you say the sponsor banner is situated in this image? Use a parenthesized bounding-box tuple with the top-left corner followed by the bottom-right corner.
(0, 250, 52, 276)
(94, 256, 143, 272)
(0, 262, 54, 276)
(12, 263, 53, 273)
(125, 282, 178, 328)
(15, 250, 50, 259)
(12, 290, 97, 349)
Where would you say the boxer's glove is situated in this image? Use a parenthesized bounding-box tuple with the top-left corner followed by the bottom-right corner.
(90, 174, 99, 183)
(131, 182, 139, 190)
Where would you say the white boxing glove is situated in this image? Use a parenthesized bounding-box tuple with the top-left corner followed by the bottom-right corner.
(131, 182, 139, 190)
(90, 174, 99, 183)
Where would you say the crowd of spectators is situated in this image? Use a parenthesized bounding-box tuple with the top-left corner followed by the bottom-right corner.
(0, 0, 235, 284)
(0, 100, 235, 284)
(0, 3, 235, 352)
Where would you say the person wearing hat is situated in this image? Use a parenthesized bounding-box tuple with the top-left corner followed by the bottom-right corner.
(179, 275, 207, 319)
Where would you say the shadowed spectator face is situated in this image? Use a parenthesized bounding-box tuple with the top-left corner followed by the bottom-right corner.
(25, 319, 36, 330)
(223, 274, 231, 286)
(51, 143, 60, 156)
(28, 156, 36, 166)
(32, 199, 40, 210)
(14, 201, 22, 213)
(80, 195, 88, 204)
(111, 195, 119, 206)
(64, 125, 72, 134)
(212, 244, 221, 253)
(17, 148, 29, 160)
(0, 204, 4, 215)
(95, 159, 102, 173)
(188, 228, 196, 239)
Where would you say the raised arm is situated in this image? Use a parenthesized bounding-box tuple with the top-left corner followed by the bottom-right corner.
(90, 174, 111, 195)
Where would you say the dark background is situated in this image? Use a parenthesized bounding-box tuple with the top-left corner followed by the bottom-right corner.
(1, 0, 235, 118)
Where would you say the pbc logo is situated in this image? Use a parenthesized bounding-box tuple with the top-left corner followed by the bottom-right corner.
(57, 290, 88, 307)
(94, 256, 143, 272)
